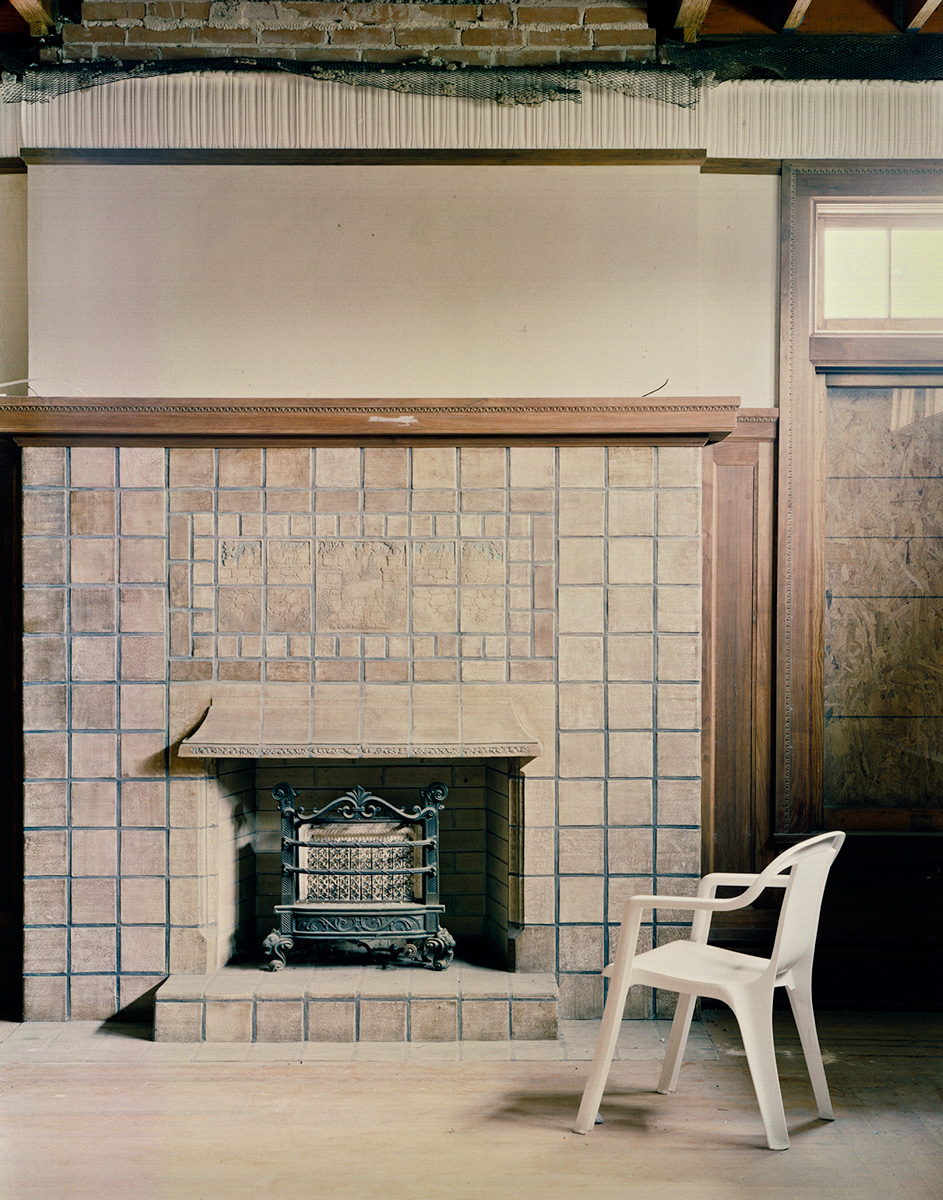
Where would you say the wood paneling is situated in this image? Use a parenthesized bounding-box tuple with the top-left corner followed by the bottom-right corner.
(0, 442, 22, 1019)
(702, 409, 777, 878)
(775, 163, 943, 1009)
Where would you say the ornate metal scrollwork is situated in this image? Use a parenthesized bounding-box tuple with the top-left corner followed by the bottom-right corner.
(263, 779, 452, 971)
(421, 928, 456, 971)
(263, 930, 294, 971)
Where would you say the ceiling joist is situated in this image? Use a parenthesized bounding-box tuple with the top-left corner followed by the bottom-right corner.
(675, 0, 714, 41)
(7, 0, 52, 35)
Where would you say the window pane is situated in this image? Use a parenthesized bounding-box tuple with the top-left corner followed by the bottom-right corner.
(822, 228, 887, 320)
(891, 229, 943, 318)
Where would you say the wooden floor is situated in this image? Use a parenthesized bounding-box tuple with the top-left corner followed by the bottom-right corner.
(1, 1011, 940, 1200)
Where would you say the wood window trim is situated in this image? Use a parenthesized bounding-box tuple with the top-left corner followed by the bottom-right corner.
(778, 160, 943, 837)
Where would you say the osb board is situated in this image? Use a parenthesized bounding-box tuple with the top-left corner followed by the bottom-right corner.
(824, 716, 943, 809)
(826, 537, 943, 597)
(823, 386, 943, 811)
(826, 478, 943, 538)
(826, 389, 943, 480)
(824, 597, 943, 718)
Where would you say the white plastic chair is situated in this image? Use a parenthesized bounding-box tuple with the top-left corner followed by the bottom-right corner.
(574, 831, 846, 1150)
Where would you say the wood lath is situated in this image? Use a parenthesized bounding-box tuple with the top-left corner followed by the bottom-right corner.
(907, 0, 943, 28)
(783, 0, 817, 30)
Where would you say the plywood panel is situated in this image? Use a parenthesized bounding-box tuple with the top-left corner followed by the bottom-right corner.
(825, 385, 943, 817)
(826, 537, 943, 596)
(825, 598, 943, 718)
(826, 479, 943, 538)
(824, 716, 943, 808)
(827, 390, 943, 479)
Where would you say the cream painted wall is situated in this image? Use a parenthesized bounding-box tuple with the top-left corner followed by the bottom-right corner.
(698, 174, 779, 409)
(0, 174, 28, 397)
(27, 164, 778, 402)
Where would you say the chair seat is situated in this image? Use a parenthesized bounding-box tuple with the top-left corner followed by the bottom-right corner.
(604, 940, 771, 994)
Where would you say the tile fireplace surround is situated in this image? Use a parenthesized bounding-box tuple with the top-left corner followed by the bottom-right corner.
(14, 396, 737, 1037)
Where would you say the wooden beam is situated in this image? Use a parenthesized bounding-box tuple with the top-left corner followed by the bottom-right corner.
(675, 0, 713, 41)
(7, 0, 52, 35)
(907, 0, 943, 27)
(19, 148, 710, 167)
(783, 0, 815, 29)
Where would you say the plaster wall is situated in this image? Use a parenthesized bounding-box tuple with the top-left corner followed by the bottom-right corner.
(27, 164, 777, 404)
(698, 174, 779, 410)
(0, 174, 28, 396)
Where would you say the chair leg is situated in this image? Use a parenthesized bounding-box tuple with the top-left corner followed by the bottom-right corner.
(656, 991, 696, 1094)
(732, 994, 789, 1151)
(574, 976, 632, 1134)
(786, 973, 834, 1120)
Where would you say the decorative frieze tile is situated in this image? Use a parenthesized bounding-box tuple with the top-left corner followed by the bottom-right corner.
(315, 540, 408, 633)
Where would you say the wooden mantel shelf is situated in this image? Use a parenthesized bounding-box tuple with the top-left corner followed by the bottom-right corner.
(0, 395, 739, 445)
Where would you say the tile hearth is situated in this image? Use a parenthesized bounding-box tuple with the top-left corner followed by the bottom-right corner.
(154, 960, 558, 1043)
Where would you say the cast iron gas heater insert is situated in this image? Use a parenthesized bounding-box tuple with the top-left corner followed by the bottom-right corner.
(263, 781, 455, 970)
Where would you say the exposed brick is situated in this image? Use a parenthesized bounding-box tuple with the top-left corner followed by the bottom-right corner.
(477, 3, 512, 21)
(190, 25, 258, 42)
(296, 44, 367, 58)
(583, 5, 648, 23)
(528, 28, 591, 46)
(425, 47, 491, 64)
(160, 43, 226, 56)
(97, 44, 160, 57)
(329, 25, 393, 43)
(560, 46, 630, 61)
(461, 26, 523, 45)
(345, 3, 410, 21)
(417, 4, 477, 20)
(148, 1, 211, 16)
(126, 24, 193, 41)
(592, 27, 656, 44)
(358, 47, 425, 60)
(260, 27, 329, 43)
(491, 47, 557, 64)
(83, 2, 146, 18)
(88, 33, 131, 46)
(62, 24, 102, 43)
(395, 26, 460, 45)
(517, 6, 581, 23)
(281, 1, 344, 17)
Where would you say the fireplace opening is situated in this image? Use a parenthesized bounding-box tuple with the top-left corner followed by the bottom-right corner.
(216, 757, 521, 972)
(264, 778, 455, 971)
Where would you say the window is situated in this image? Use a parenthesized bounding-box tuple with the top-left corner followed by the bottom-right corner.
(816, 203, 943, 332)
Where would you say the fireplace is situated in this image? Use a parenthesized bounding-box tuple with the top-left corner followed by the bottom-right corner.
(14, 396, 735, 1033)
(264, 778, 454, 971)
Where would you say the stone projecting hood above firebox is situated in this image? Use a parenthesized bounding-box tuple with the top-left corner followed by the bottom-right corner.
(178, 687, 542, 763)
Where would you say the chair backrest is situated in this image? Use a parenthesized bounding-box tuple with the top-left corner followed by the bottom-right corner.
(765, 832, 846, 977)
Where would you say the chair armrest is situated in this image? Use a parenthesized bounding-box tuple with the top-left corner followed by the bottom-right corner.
(697, 871, 790, 897)
(617, 872, 791, 946)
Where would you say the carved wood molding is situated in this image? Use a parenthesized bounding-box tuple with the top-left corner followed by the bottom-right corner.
(1, 395, 740, 445)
